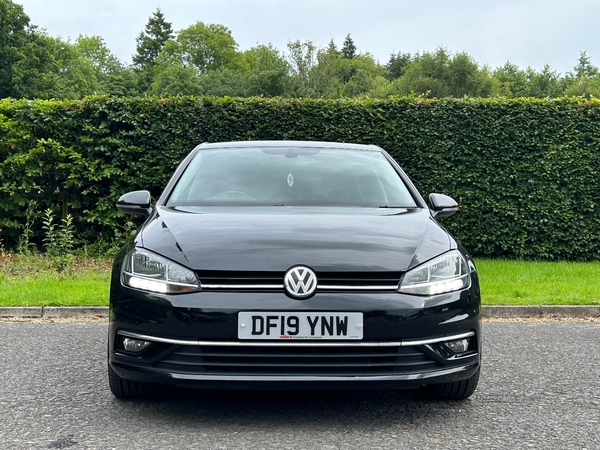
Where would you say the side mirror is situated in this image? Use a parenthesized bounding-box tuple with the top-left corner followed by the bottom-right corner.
(429, 193, 458, 219)
(116, 190, 152, 217)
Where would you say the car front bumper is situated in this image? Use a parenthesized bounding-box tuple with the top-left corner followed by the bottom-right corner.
(108, 287, 481, 390)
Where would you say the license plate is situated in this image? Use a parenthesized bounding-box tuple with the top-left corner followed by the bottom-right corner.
(238, 312, 363, 340)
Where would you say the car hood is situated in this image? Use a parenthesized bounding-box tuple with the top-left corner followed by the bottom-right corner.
(140, 206, 453, 272)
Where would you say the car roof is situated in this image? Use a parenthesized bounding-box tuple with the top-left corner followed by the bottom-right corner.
(197, 140, 383, 152)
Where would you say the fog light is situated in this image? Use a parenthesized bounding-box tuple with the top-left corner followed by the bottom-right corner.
(444, 338, 470, 353)
(122, 337, 152, 352)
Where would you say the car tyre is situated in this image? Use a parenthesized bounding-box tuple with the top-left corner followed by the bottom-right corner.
(421, 367, 480, 400)
(108, 362, 157, 399)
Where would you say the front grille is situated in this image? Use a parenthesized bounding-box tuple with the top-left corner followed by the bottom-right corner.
(198, 270, 401, 291)
(198, 271, 282, 289)
(155, 344, 441, 376)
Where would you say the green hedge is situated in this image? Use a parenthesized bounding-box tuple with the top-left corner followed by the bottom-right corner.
(1, 96, 599, 260)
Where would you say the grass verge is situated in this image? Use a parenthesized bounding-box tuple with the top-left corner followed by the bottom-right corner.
(0, 252, 598, 306)
(0, 252, 112, 307)
(476, 259, 599, 305)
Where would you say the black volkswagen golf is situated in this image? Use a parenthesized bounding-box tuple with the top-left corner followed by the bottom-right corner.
(108, 141, 481, 400)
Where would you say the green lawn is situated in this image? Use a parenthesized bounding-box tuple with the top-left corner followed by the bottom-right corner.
(476, 259, 599, 305)
(0, 253, 598, 306)
(0, 253, 112, 307)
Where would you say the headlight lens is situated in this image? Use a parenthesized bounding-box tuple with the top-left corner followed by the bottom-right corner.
(399, 250, 470, 296)
(121, 248, 200, 294)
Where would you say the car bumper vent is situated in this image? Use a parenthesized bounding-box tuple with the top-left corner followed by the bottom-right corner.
(155, 344, 441, 376)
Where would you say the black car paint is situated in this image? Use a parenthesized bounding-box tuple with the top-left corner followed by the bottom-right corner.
(108, 141, 481, 391)
(138, 206, 452, 272)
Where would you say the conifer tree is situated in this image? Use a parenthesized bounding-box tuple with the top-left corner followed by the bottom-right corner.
(341, 34, 357, 59)
(132, 8, 174, 69)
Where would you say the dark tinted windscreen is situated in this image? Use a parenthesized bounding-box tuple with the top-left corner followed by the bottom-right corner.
(167, 147, 417, 207)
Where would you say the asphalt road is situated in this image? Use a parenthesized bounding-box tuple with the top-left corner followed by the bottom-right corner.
(0, 319, 598, 450)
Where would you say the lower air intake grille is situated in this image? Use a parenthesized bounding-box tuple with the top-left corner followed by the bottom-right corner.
(155, 344, 441, 376)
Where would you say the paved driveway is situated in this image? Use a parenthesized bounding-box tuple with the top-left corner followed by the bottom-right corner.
(0, 319, 598, 449)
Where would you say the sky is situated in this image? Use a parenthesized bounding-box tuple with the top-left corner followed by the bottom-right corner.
(15, 0, 600, 75)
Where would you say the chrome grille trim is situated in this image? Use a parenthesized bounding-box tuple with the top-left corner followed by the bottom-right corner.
(197, 270, 401, 292)
(319, 285, 398, 291)
(166, 366, 473, 382)
(202, 284, 283, 289)
(117, 330, 475, 347)
(201, 284, 398, 291)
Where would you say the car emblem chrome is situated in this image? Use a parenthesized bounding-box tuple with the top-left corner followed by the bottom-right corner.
(284, 266, 317, 299)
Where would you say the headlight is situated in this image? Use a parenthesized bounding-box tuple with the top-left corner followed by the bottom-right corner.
(121, 248, 200, 294)
(398, 250, 470, 296)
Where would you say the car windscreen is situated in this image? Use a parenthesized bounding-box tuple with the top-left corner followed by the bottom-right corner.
(166, 147, 418, 207)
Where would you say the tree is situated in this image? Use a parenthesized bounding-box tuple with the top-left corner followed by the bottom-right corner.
(563, 77, 600, 97)
(149, 21, 245, 96)
(151, 64, 203, 96)
(447, 52, 494, 97)
(0, 0, 32, 98)
(76, 35, 121, 74)
(197, 68, 249, 96)
(150, 40, 200, 96)
(326, 52, 383, 98)
(526, 65, 562, 98)
(573, 51, 599, 79)
(286, 40, 321, 97)
(11, 32, 100, 99)
(378, 48, 496, 98)
(176, 22, 241, 73)
(563, 52, 600, 97)
(493, 62, 529, 97)
(325, 40, 339, 56)
(341, 34, 357, 59)
(287, 38, 385, 98)
(244, 44, 291, 97)
(75, 35, 135, 96)
(132, 8, 174, 69)
(47, 38, 102, 98)
(152, 32, 250, 98)
(0, 1, 125, 99)
(385, 52, 412, 80)
(132, 8, 174, 94)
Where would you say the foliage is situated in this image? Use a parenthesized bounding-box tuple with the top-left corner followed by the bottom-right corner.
(42, 209, 74, 257)
(286, 40, 321, 97)
(0, 96, 599, 261)
(377, 48, 498, 98)
(285, 39, 383, 98)
(341, 34, 357, 59)
(16, 200, 36, 254)
(74, 35, 135, 96)
(0, 0, 31, 98)
(494, 63, 564, 98)
(132, 8, 174, 69)
(386, 52, 413, 80)
(131, 8, 175, 93)
(243, 44, 292, 97)
(4, 1, 600, 101)
(561, 52, 600, 98)
(41, 208, 75, 271)
(151, 62, 204, 96)
(175, 22, 241, 73)
(0, 0, 137, 99)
